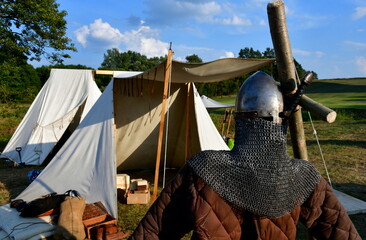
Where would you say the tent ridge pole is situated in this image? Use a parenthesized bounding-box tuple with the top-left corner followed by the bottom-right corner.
(152, 47, 174, 201)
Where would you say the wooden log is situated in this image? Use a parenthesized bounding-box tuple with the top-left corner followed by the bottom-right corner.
(152, 48, 174, 202)
(300, 95, 337, 123)
(267, 0, 308, 160)
(94, 70, 114, 75)
(267, 0, 297, 95)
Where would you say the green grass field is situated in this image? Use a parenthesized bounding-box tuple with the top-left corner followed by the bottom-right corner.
(0, 78, 365, 239)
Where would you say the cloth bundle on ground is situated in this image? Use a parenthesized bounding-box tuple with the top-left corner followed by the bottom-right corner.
(11, 190, 81, 217)
(15, 192, 66, 217)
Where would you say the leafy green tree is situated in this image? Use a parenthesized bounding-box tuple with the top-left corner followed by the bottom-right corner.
(100, 49, 166, 71)
(185, 54, 203, 63)
(0, 62, 41, 103)
(0, 0, 76, 64)
(238, 47, 262, 59)
(99, 49, 166, 89)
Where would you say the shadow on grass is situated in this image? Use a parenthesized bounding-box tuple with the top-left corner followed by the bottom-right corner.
(0, 140, 8, 153)
(333, 183, 366, 238)
(306, 139, 366, 148)
(307, 82, 366, 94)
(333, 182, 366, 202)
(0, 161, 43, 204)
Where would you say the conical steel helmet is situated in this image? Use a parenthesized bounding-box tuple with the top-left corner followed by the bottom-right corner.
(235, 71, 284, 123)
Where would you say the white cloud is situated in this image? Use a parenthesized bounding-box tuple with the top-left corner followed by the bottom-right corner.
(293, 49, 324, 58)
(74, 26, 90, 47)
(315, 51, 325, 58)
(89, 19, 124, 45)
(145, 0, 221, 25)
(209, 15, 252, 26)
(285, 6, 295, 16)
(220, 51, 235, 58)
(352, 7, 366, 20)
(122, 26, 169, 57)
(144, 0, 253, 28)
(74, 19, 169, 58)
(259, 19, 266, 26)
(355, 56, 366, 74)
(74, 19, 123, 48)
(293, 49, 311, 56)
(344, 40, 366, 49)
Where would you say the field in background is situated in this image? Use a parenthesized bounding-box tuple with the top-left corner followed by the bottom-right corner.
(0, 78, 365, 239)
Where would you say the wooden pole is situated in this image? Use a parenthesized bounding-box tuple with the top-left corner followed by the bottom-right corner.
(152, 47, 174, 201)
(267, 0, 308, 160)
(220, 109, 228, 137)
(185, 83, 192, 161)
(300, 95, 337, 123)
(225, 108, 234, 137)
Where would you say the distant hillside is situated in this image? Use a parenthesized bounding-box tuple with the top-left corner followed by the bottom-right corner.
(305, 78, 366, 109)
(212, 78, 366, 110)
(307, 78, 366, 93)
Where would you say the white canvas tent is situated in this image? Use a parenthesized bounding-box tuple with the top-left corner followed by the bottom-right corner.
(201, 95, 235, 109)
(0, 69, 101, 165)
(12, 58, 274, 221)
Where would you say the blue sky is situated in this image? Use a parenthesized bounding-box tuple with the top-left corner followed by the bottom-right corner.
(36, 0, 366, 79)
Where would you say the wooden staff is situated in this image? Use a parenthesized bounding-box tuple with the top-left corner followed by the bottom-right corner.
(185, 83, 192, 161)
(152, 47, 174, 201)
(225, 108, 234, 138)
(267, 0, 308, 160)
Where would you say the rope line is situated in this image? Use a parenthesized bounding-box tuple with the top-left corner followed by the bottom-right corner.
(1, 221, 53, 240)
(308, 111, 333, 188)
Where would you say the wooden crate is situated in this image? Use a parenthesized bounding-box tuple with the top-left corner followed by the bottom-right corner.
(116, 174, 130, 190)
(82, 202, 117, 239)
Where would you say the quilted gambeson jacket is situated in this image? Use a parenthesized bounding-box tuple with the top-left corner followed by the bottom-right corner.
(129, 164, 361, 240)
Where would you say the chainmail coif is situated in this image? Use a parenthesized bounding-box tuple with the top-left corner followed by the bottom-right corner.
(188, 118, 320, 218)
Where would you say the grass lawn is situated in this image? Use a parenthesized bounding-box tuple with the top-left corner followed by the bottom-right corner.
(0, 78, 365, 239)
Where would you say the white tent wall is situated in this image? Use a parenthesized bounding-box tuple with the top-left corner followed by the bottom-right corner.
(0, 69, 101, 165)
(193, 85, 230, 151)
(200, 95, 235, 109)
(17, 82, 117, 217)
(114, 78, 228, 171)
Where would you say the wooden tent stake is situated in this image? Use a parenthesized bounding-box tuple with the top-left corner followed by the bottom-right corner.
(152, 47, 174, 201)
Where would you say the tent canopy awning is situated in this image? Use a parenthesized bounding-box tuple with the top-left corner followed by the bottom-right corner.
(114, 58, 275, 83)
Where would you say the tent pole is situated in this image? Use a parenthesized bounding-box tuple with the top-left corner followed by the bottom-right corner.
(152, 46, 174, 201)
(185, 83, 192, 161)
(220, 108, 229, 137)
(225, 108, 234, 138)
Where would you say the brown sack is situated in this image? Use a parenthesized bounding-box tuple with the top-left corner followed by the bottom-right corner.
(54, 196, 86, 240)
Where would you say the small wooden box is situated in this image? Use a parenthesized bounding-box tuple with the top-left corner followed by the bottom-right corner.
(116, 174, 130, 190)
(127, 191, 151, 204)
(82, 202, 117, 239)
(130, 179, 148, 191)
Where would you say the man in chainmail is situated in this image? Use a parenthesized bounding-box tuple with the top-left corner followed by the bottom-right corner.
(129, 71, 361, 240)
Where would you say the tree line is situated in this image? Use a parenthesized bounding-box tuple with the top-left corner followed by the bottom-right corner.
(0, 0, 317, 103)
